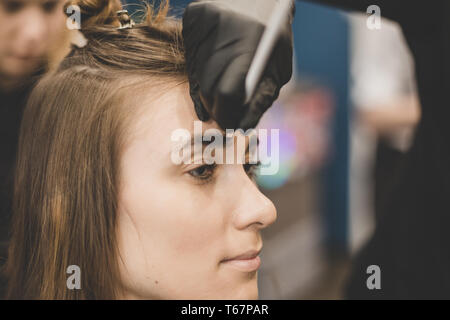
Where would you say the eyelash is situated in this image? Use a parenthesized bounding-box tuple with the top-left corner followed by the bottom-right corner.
(188, 162, 261, 184)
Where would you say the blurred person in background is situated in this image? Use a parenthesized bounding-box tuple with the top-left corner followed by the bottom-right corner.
(350, 15, 421, 226)
(0, 0, 71, 294)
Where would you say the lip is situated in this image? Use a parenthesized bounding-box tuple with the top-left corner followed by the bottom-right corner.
(221, 248, 262, 272)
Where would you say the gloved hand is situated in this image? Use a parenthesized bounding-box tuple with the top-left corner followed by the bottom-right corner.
(182, 0, 294, 130)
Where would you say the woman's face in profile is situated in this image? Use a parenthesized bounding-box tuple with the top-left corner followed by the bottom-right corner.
(116, 82, 277, 299)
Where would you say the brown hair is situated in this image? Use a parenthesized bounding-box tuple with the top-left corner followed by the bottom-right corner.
(4, 0, 186, 299)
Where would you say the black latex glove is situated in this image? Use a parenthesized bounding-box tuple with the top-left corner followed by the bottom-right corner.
(182, 0, 294, 130)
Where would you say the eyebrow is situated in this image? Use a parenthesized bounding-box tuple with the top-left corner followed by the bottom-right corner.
(174, 131, 260, 164)
(182, 133, 226, 150)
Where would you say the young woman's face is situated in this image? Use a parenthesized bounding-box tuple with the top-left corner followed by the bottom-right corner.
(0, 0, 66, 79)
(117, 82, 277, 299)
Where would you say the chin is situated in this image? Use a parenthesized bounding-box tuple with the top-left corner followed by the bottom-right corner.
(231, 276, 259, 300)
(2, 58, 41, 79)
(235, 287, 259, 300)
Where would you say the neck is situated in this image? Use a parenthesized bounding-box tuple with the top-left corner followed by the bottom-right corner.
(0, 76, 23, 93)
(0, 70, 39, 93)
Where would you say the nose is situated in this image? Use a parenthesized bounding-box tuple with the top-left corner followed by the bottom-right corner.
(231, 173, 277, 231)
(16, 8, 48, 53)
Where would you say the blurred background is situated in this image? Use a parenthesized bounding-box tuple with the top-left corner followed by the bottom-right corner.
(129, 0, 420, 299)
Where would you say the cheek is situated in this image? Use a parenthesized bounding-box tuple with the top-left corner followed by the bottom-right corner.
(118, 141, 229, 260)
(48, 10, 66, 34)
(116, 162, 231, 298)
(0, 18, 15, 54)
(45, 13, 67, 48)
(119, 174, 226, 260)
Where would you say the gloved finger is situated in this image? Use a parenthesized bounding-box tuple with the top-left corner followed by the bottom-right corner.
(188, 79, 211, 122)
(210, 52, 255, 129)
(237, 32, 294, 130)
(182, 1, 223, 94)
(270, 29, 294, 85)
(195, 14, 265, 99)
(238, 77, 279, 130)
(182, 1, 221, 56)
(210, 21, 292, 129)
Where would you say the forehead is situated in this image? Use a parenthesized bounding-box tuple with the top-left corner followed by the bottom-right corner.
(126, 82, 220, 149)
(122, 82, 256, 168)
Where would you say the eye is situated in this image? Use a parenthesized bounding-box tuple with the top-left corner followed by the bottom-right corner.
(188, 164, 217, 182)
(42, 0, 57, 12)
(3, 0, 24, 13)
